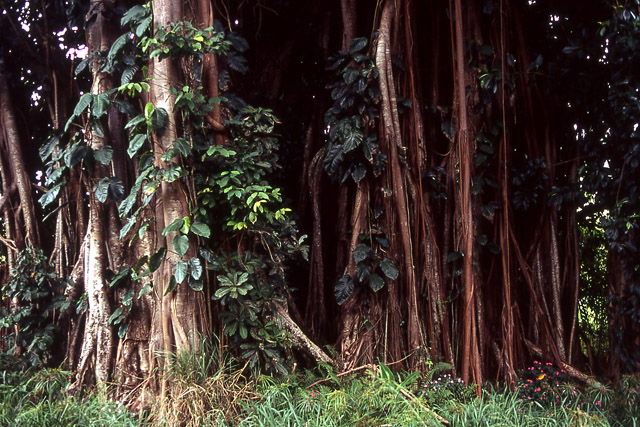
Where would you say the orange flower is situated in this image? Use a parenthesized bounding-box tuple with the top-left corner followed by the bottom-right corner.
(537, 374, 545, 380)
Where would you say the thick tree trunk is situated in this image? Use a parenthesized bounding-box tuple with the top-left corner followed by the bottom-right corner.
(0, 72, 40, 248)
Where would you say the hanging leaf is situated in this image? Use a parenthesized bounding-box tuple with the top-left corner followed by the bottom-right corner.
(350, 163, 367, 182)
(162, 218, 185, 236)
(335, 274, 355, 305)
(135, 15, 152, 37)
(189, 257, 203, 280)
(39, 135, 60, 161)
(227, 32, 249, 52)
(108, 266, 131, 288)
(127, 134, 147, 158)
(175, 260, 188, 284)
(107, 33, 129, 67)
(121, 5, 148, 27)
(125, 114, 145, 130)
(173, 138, 191, 157)
(119, 216, 136, 239)
(118, 323, 129, 339)
(118, 194, 137, 219)
(353, 244, 370, 264)
(39, 182, 65, 207)
(65, 143, 88, 167)
(73, 93, 93, 117)
(93, 177, 110, 203)
(121, 65, 139, 85)
(368, 273, 385, 292)
(93, 146, 113, 165)
(323, 143, 344, 178)
(108, 307, 124, 324)
(357, 262, 372, 282)
(151, 107, 169, 134)
(122, 288, 135, 309)
(108, 177, 125, 201)
(188, 277, 203, 292)
(190, 222, 211, 238)
(149, 247, 166, 273)
(225, 51, 248, 74)
(380, 258, 399, 280)
(164, 275, 177, 295)
(92, 94, 110, 118)
(173, 235, 189, 257)
(348, 37, 368, 54)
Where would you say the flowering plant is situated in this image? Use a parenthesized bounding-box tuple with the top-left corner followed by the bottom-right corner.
(511, 361, 574, 408)
(419, 372, 475, 406)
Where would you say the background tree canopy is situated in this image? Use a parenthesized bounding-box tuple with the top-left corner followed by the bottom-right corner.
(0, 0, 638, 401)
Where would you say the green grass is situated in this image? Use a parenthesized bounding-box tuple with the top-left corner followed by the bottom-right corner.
(1, 359, 638, 426)
(0, 368, 141, 427)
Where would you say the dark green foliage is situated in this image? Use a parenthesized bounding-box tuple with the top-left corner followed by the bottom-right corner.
(562, 1, 640, 371)
(0, 248, 69, 370)
(324, 38, 385, 184)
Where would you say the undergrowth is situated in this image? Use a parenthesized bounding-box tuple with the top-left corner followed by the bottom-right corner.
(1, 352, 639, 426)
(0, 368, 140, 427)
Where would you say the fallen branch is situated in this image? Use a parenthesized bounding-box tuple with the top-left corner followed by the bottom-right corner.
(272, 301, 334, 366)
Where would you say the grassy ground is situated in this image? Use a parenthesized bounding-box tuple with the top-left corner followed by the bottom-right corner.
(1, 359, 638, 426)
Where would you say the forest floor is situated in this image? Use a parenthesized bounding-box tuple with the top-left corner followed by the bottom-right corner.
(1, 361, 638, 426)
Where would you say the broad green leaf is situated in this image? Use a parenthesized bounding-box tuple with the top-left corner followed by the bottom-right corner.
(173, 138, 191, 157)
(134, 255, 149, 271)
(353, 243, 370, 264)
(227, 32, 249, 52)
(121, 5, 148, 27)
(350, 163, 367, 182)
(39, 135, 59, 161)
(335, 274, 354, 305)
(149, 247, 166, 272)
(138, 283, 152, 299)
(190, 222, 211, 238)
(144, 102, 155, 120)
(357, 262, 372, 283)
(118, 323, 129, 339)
(39, 182, 65, 207)
(73, 93, 93, 117)
(65, 143, 88, 167)
(162, 218, 185, 236)
(108, 177, 125, 201)
(120, 216, 136, 239)
(92, 93, 110, 118)
(125, 114, 145, 130)
(136, 16, 152, 37)
(119, 193, 137, 218)
(107, 33, 128, 67)
(164, 275, 177, 295)
(122, 288, 135, 308)
(188, 277, 203, 292)
(93, 177, 110, 203)
(94, 146, 113, 165)
(151, 107, 168, 133)
(368, 273, 385, 292)
(380, 258, 399, 280)
(108, 307, 123, 324)
(108, 266, 131, 288)
(127, 133, 147, 157)
(175, 260, 188, 284)
(173, 234, 189, 257)
(348, 37, 368, 54)
(188, 257, 203, 280)
(214, 287, 230, 299)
